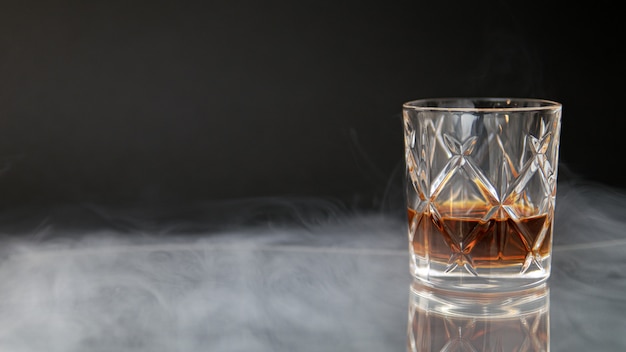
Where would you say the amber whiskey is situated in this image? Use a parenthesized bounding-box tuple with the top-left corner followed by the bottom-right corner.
(407, 203, 552, 270)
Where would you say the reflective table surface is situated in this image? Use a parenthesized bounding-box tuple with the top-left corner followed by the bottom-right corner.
(0, 181, 624, 351)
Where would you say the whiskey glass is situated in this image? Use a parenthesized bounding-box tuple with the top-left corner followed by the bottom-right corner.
(403, 98, 562, 291)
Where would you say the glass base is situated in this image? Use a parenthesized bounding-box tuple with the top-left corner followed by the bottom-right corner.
(410, 255, 551, 293)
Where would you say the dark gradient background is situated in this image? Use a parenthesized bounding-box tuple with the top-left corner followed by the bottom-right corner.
(1, 4, 626, 351)
(0, 0, 623, 213)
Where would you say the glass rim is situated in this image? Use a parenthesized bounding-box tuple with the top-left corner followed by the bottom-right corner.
(403, 97, 562, 112)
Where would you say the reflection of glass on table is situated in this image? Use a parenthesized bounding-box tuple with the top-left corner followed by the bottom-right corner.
(408, 280, 549, 351)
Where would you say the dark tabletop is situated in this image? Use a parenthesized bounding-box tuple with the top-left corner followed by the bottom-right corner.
(0, 180, 624, 351)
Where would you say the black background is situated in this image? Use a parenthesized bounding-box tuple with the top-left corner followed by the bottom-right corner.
(0, 0, 624, 213)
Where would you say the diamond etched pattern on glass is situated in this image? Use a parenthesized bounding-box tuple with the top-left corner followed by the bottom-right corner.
(405, 105, 561, 284)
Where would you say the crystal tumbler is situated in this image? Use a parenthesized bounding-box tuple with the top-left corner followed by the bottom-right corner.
(403, 98, 562, 291)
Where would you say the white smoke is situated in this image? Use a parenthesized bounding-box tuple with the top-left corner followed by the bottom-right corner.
(0, 168, 625, 351)
(0, 198, 408, 352)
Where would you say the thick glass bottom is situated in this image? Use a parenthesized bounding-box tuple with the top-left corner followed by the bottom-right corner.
(410, 255, 551, 292)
